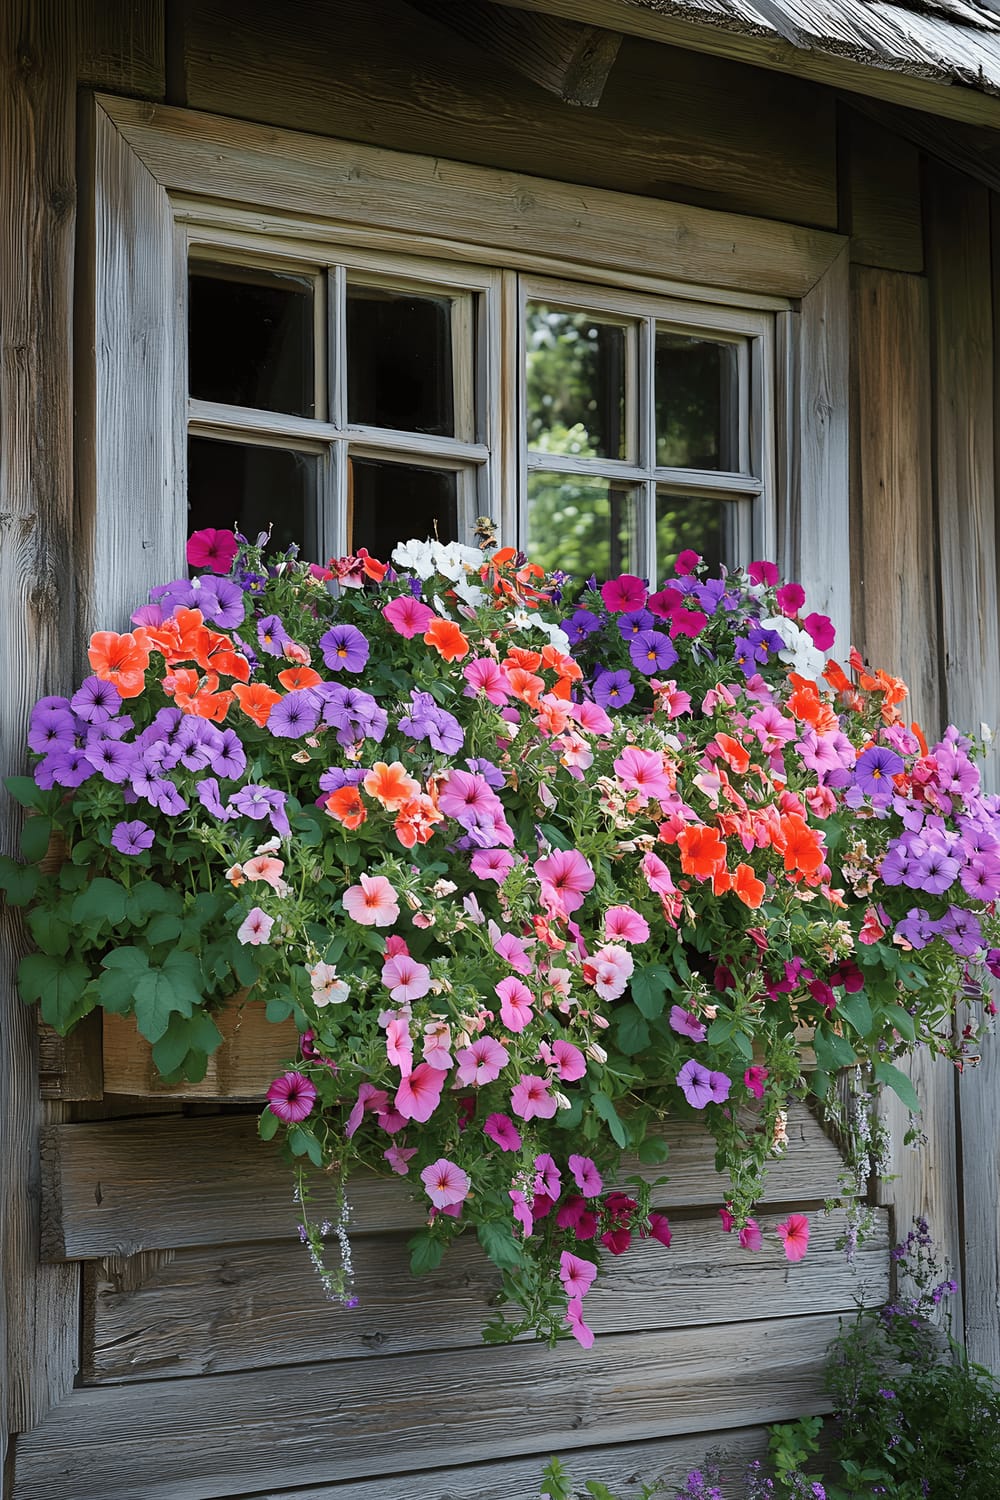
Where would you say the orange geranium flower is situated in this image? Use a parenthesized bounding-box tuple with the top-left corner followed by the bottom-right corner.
(423, 617, 469, 661)
(278, 665, 323, 691)
(88, 629, 151, 698)
(503, 646, 542, 673)
(676, 824, 728, 879)
(363, 761, 420, 811)
(712, 733, 751, 775)
(232, 681, 282, 728)
(505, 667, 545, 708)
(778, 812, 825, 875)
(732, 862, 766, 909)
(325, 785, 367, 831)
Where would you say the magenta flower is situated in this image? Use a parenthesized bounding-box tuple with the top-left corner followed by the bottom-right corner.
(566, 1297, 595, 1348)
(420, 1157, 470, 1209)
(111, 820, 155, 856)
(346, 1082, 390, 1138)
(644, 1212, 672, 1247)
(776, 1212, 810, 1262)
(266, 1071, 317, 1123)
(803, 612, 835, 650)
(535, 847, 595, 916)
(776, 582, 806, 615)
(463, 657, 511, 704)
(510, 1073, 557, 1121)
(540, 1038, 586, 1082)
(559, 1250, 597, 1299)
(394, 1063, 447, 1123)
(534, 1154, 562, 1199)
(383, 594, 435, 639)
(739, 1218, 763, 1252)
(675, 549, 701, 575)
(509, 1188, 533, 1237)
(186, 526, 238, 573)
(496, 975, 534, 1033)
(568, 1153, 603, 1196)
(470, 848, 516, 884)
(455, 1035, 509, 1086)
(237, 906, 274, 946)
(748, 559, 779, 586)
(744, 1065, 768, 1099)
(484, 1112, 522, 1151)
(601, 574, 647, 613)
(670, 1005, 707, 1043)
(613, 746, 673, 803)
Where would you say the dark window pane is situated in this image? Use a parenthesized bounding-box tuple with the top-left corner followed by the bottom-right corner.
(347, 286, 455, 436)
(527, 473, 636, 583)
(187, 437, 318, 560)
(655, 333, 739, 471)
(188, 264, 315, 418)
(350, 459, 458, 562)
(655, 492, 738, 583)
(526, 305, 627, 461)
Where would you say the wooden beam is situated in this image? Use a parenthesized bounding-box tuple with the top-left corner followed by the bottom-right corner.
(75, 0, 165, 98)
(490, 0, 1000, 129)
(405, 0, 622, 106)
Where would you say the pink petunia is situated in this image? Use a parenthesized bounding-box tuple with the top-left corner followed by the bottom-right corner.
(748, 559, 779, 586)
(535, 847, 596, 917)
(470, 848, 516, 884)
(484, 1112, 522, 1151)
(381, 953, 431, 1002)
(455, 1035, 509, 1086)
(571, 699, 614, 737)
(601, 574, 647, 613)
(675, 549, 701, 575)
(266, 1071, 316, 1123)
(534, 1153, 562, 1199)
(346, 1082, 389, 1139)
(384, 1144, 417, 1175)
(559, 1251, 597, 1300)
(644, 1212, 672, 1247)
(585, 943, 633, 1001)
(463, 656, 511, 704)
(510, 1073, 557, 1121)
(744, 1065, 768, 1099)
(491, 927, 534, 975)
(496, 975, 535, 1033)
(568, 1153, 603, 1197)
(186, 526, 238, 574)
(566, 1296, 595, 1348)
(613, 746, 673, 803)
(383, 593, 436, 639)
(394, 1062, 447, 1123)
(386, 1016, 413, 1077)
(539, 1037, 586, 1082)
(237, 906, 274, 945)
(776, 1212, 810, 1262)
(739, 1218, 763, 1252)
(803, 612, 835, 651)
(343, 873, 400, 927)
(776, 582, 806, 615)
(640, 850, 676, 896)
(510, 1188, 533, 1238)
(420, 1156, 470, 1209)
(604, 905, 650, 945)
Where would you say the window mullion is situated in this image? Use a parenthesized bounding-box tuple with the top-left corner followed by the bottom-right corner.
(638, 314, 656, 584)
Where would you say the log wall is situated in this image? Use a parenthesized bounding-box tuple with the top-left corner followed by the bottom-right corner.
(4, 0, 1000, 1493)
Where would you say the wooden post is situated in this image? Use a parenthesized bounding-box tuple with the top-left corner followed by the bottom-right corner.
(0, 0, 81, 1459)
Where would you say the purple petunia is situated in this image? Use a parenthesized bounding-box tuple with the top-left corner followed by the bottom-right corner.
(676, 1058, 731, 1108)
(399, 690, 464, 756)
(317, 683, 387, 746)
(111, 820, 155, 856)
(27, 697, 78, 754)
(71, 675, 122, 724)
(319, 622, 370, 673)
(267, 688, 322, 739)
(561, 609, 602, 645)
(854, 745, 905, 798)
(629, 630, 678, 676)
(257, 614, 291, 657)
(592, 669, 635, 711)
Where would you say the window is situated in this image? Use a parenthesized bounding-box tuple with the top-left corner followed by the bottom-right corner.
(80, 94, 849, 647)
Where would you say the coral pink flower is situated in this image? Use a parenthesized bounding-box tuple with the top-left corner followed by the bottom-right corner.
(613, 746, 673, 803)
(420, 1157, 470, 1209)
(604, 905, 650, 945)
(568, 1154, 603, 1196)
(237, 906, 273, 945)
(777, 1213, 810, 1261)
(535, 848, 595, 916)
(383, 594, 435, 639)
(485, 1113, 522, 1151)
(455, 1035, 509, 1086)
(559, 1251, 597, 1300)
(266, 1071, 316, 1123)
(496, 975, 534, 1033)
(585, 944, 633, 1001)
(242, 855, 286, 890)
(394, 1063, 447, 1123)
(510, 1073, 557, 1121)
(421, 1019, 452, 1070)
(381, 953, 431, 1003)
(386, 1016, 413, 1077)
(343, 873, 400, 927)
(566, 1297, 595, 1348)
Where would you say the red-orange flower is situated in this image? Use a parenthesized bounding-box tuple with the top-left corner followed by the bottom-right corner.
(676, 824, 728, 880)
(88, 630, 151, 698)
(278, 666, 323, 691)
(232, 681, 282, 728)
(325, 785, 367, 831)
(423, 617, 469, 661)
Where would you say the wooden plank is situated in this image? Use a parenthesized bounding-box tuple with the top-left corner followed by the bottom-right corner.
(37, 1014, 104, 1102)
(75, 93, 187, 643)
(94, 92, 844, 306)
(75, 0, 165, 98)
(840, 108, 923, 272)
(82, 1207, 888, 1382)
(102, 998, 299, 1099)
(9, 1314, 847, 1499)
(491, 0, 1000, 129)
(0, 0, 82, 1448)
(849, 266, 940, 729)
(406, 1, 623, 107)
(789, 242, 852, 656)
(176, 0, 837, 230)
(41, 1103, 845, 1260)
(231, 1429, 774, 1500)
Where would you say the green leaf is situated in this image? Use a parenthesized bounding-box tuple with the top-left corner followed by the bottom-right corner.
(231, 940, 260, 988)
(151, 1011, 223, 1076)
(5, 775, 48, 810)
(160, 949, 208, 1008)
(27, 907, 72, 957)
(408, 1230, 446, 1277)
(0, 855, 39, 906)
(133, 970, 193, 1043)
(636, 1135, 670, 1166)
(20, 815, 52, 864)
(98, 947, 150, 1012)
(145, 914, 183, 946)
(127, 883, 182, 923)
(287, 1127, 323, 1167)
(71, 877, 129, 927)
(590, 1090, 628, 1148)
(477, 1220, 525, 1273)
(630, 963, 674, 1020)
(258, 1108, 280, 1141)
(266, 998, 294, 1024)
(730, 1029, 754, 1062)
(614, 1003, 650, 1057)
(585, 1484, 618, 1500)
(707, 1014, 738, 1045)
(835, 989, 873, 1038)
(18, 953, 92, 1031)
(874, 1061, 921, 1114)
(537, 821, 572, 851)
(886, 1005, 917, 1042)
(811, 1026, 858, 1073)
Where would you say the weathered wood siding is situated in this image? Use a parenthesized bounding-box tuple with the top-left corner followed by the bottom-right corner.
(6, 0, 1000, 1493)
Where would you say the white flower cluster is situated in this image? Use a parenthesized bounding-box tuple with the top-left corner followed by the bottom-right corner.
(760, 613, 826, 683)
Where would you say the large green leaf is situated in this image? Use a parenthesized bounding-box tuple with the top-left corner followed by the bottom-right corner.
(834, 989, 873, 1038)
(5, 775, 48, 810)
(874, 1061, 921, 1114)
(630, 963, 674, 1020)
(408, 1230, 446, 1277)
(20, 815, 52, 864)
(98, 947, 151, 1012)
(133, 970, 194, 1042)
(614, 1003, 651, 1057)
(18, 953, 92, 1032)
(27, 907, 72, 957)
(71, 878, 129, 927)
(477, 1221, 524, 1273)
(590, 1090, 628, 1148)
(811, 1026, 858, 1073)
(0, 855, 39, 906)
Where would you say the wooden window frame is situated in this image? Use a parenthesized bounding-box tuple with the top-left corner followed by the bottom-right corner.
(77, 92, 850, 646)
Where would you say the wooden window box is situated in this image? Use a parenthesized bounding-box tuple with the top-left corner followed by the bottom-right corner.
(101, 998, 300, 1100)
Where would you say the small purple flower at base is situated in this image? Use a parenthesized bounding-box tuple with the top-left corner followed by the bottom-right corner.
(266, 1071, 317, 1124)
(110, 820, 155, 856)
(854, 744, 905, 797)
(592, 668, 635, 711)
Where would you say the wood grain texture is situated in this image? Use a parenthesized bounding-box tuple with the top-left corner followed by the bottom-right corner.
(0, 0, 82, 1446)
(76, 0, 165, 97)
(9, 1314, 846, 1499)
(840, 108, 923, 272)
(40, 1103, 844, 1260)
(102, 997, 299, 1099)
(37, 1014, 104, 1101)
(176, 0, 837, 229)
(82, 1207, 888, 1382)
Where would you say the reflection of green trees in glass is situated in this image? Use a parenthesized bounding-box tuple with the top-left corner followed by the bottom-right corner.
(526, 306, 624, 458)
(527, 472, 635, 582)
(656, 495, 724, 584)
(655, 334, 737, 471)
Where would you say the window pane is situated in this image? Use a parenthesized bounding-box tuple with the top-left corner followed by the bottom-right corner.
(350, 458, 458, 562)
(526, 305, 627, 461)
(527, 473, 637, 583)
(347, 285, 456, 436)
(187, 437, 318, 559)
(655, 333, 739, 471)
(655, 491, 740, 582)
(188, 265, 315, 418)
